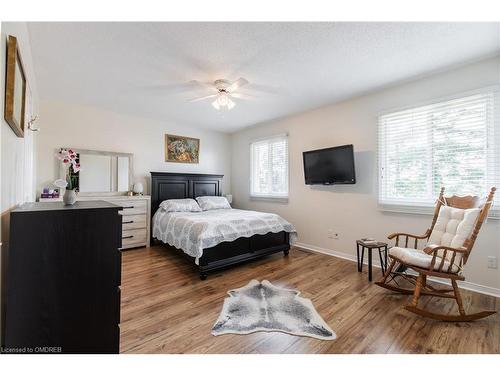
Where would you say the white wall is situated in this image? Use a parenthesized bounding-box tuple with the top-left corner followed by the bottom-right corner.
(1, 23, 39, 210)
(36, 99, 232, 196)
(0, 22, 39, 344)
(231, 57, 500, 293)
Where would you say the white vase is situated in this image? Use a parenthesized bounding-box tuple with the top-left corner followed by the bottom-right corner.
(63, 189, 77, 205)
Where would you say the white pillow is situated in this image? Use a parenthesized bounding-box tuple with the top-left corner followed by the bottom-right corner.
(159, 198, 201, 213)
(196, 196, 231, 211)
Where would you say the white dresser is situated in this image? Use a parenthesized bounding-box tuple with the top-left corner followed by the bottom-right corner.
(102, 195, 151, 249)
(39, 195, 151, 249)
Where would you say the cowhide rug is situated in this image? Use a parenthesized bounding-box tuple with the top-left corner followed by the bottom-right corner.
(211, 280, 336, 340)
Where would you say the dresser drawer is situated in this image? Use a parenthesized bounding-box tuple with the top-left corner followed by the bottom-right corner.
(116, 286, 121, 324)
(115, 250, 122, 286)
(121, 214, 146, 230)
(111, 199, 147, 215)
(121, 228, 147, 248)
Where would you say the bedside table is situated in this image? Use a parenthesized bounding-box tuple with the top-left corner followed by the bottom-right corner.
(356, 240, 388, 281)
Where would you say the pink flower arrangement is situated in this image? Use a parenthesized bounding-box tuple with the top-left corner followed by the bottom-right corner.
(56, 148, 80, 190)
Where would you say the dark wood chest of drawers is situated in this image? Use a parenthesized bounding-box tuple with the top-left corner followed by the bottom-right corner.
(3, 201, 122, 353)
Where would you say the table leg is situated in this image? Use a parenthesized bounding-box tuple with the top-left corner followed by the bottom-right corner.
(385, 245, 388, 271)
(361, 247, 365, 272)
(378, 247, 385, 275)
(368, 248, 373, 282)
(356, 243, 360, 272)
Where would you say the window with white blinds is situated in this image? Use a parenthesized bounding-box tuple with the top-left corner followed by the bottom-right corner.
(250, 134, 289, 199)
(378, 89, 499, 213)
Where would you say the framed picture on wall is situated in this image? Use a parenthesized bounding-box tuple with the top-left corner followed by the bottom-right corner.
(165, 134, 200, 163)
(4, 35, 27, 138)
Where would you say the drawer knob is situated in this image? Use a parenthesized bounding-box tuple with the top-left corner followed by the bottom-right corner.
(123, 220, 134, 224)
(122, 235, 134, 239)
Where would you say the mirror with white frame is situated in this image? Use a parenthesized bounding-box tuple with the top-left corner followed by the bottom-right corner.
(60, 148, 133, 194)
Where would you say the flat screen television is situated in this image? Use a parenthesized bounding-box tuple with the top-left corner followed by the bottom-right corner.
(303, 144, 356, 185)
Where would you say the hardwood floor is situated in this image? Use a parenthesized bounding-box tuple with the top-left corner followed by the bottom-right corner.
(120, 246, 499, 354)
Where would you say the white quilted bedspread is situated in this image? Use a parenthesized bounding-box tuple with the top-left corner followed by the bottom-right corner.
(152, 208, 297, 261)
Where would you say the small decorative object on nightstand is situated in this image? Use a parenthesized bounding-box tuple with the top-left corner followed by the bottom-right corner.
(133, 182, 144, 196)
(356, 238, 388, 282)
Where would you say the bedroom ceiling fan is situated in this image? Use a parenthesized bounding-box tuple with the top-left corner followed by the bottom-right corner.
(188, 77, 255, 111)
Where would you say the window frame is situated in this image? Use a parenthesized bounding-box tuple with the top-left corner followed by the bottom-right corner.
(249, 133, 289, 202)
(377, 86, 500, 218)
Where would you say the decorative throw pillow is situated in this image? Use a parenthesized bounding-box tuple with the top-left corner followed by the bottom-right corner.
(196, 196, 231, 211)
(159, 198, 202, 213)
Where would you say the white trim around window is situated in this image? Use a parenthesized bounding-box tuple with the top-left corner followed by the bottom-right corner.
(250, 133, 289, 201)
(378, 86, 500, 218)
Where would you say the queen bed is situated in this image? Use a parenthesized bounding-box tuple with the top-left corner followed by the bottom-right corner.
(150, 172, 297, 279)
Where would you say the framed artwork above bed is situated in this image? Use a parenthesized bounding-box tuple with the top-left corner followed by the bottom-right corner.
(165, 134, 200, 163)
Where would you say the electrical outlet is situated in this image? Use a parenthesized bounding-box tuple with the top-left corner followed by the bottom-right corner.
(487, 256, 497, 269)
(327, 229, 339, 240)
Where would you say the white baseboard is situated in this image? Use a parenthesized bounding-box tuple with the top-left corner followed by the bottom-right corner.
(295, 241, 385, 268)
(445, 280, 500, 298)
(294, 242, 500, 298)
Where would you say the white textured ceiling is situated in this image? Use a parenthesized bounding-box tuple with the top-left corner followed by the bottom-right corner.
(27, 22, 500, 133)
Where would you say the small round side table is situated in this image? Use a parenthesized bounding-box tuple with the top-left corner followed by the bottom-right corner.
(356, 240, 388, 282)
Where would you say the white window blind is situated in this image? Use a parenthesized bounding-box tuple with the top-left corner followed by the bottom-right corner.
(378, 89, 499, 213)
(250, 134, 289, 199)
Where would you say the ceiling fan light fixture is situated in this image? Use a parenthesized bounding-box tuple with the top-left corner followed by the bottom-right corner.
(190, 78, 249, 111)
(211, 92, 236, 111)
(211, 99, 221, 110)
(217, 92, 229, 106)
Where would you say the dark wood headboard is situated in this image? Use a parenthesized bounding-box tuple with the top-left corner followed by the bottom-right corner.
(150, 172, 223, 217)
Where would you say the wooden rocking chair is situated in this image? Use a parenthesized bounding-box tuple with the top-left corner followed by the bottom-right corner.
(375, 187, 497, 322)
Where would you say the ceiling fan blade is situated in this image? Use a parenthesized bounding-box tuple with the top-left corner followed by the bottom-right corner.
(189, 94, 218, 102)
(227, 77, 249, 92)
(190, 80, 218, 92)
(141, 82, 202, 94)
(244, 83, 283, 95)
(230, 92, 257, 100)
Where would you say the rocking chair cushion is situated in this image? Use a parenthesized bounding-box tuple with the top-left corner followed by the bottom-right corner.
(428, 206, 480, 249)
(389, 246, 460, 273)
(426, 206, 480, 268)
